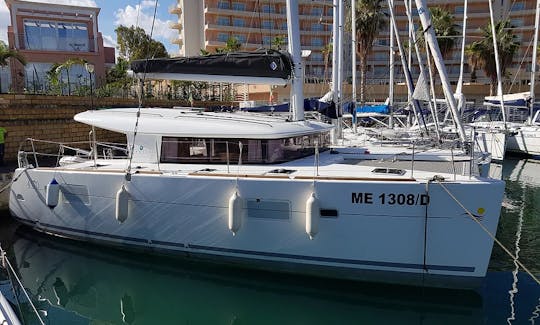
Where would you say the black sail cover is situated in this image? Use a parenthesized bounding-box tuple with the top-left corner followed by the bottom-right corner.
(130, 49, 293, 80)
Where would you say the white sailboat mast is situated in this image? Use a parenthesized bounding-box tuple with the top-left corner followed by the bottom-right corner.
(414, 0, 467, 143)
(286, 0, 305, 121)
(387, 0, 423, 127)
(352, 0, 358, 133)
(456, 0, 468, 96)
(388, 0, 395, 128)
(529, 0, 540, 124)
(488, 0, 507, 129)
(352, 0, 357, 104)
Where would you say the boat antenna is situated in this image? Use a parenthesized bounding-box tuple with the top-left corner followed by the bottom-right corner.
(126, 0, 160, 180)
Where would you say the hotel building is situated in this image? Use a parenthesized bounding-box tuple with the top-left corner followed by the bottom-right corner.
(5, 0, 115, 92)
(169, 0, 538, 101)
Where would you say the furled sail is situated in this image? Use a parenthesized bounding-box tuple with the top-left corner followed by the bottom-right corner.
(130, 49, 293, 85)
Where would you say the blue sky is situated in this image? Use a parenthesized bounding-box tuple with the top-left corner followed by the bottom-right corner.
(0, 0, 180, 55)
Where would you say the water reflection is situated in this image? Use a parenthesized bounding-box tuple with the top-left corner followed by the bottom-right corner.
(8, 229, 483, 325)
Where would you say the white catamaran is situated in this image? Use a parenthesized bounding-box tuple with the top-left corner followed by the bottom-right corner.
(9, 0, 504, 288)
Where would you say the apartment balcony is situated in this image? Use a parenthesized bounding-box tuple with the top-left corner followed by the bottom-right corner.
(169, 4, 182, 15)
(171, 37, 183, 45)
(169, 21, 183, 30)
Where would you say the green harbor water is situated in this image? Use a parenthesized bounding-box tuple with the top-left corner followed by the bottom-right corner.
(0, 157, 539, 324)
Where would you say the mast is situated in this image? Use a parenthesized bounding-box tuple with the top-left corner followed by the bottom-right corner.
(352, 0, 357, 133)
(387, 0, 423, 128)
(286, 0, 304, 121)
(456, 0, 468, 98)
(388, 0, 395, 128)
(337, 0, 344, 137)
(414, 0, 467, 143)
(331, 0, 340, 142)
(529, 0, 540, 124)
(488, 0, 507, 129)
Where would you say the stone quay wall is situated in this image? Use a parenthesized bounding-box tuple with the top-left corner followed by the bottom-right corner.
(0, 94, 234, 163)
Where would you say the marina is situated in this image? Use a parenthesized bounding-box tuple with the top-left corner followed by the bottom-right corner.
(0, 157, 538, 324)
(0, 0, 539, 323)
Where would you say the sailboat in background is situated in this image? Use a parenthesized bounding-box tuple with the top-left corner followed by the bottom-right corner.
(470, 0, 540, 158)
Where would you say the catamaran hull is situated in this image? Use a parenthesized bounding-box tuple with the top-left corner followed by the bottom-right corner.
(9, 168, 504, 288)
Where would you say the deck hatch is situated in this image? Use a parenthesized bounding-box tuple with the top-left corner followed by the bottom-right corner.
(371, 168, 406, 176)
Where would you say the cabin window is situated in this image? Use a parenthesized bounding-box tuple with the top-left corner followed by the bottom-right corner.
(160, 133, 330, 164)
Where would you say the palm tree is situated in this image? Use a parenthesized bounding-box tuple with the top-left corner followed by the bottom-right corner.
(55, 58, 88, 95)
(321, 42, 333, 84)
(0, 41, 26, 93)
(225, 37, 241, 52)
(353, 0, 386, 105)
(466, 19, 519, 95)
(271, 36, 286, 51)
(416, 7, 458, 59)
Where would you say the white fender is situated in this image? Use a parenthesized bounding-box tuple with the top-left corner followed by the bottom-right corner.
(116, 185, 129, 223)
(228, 191, 243, 235)
(45, 178, 60, 208)
(306, 193, 320, 239)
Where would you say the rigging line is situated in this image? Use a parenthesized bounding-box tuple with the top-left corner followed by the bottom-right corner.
(126, 0, 160, 179)
(1, 247, 46, 325)
(257, 0, 264, 48)
(508, 36, 534, 93)
(435, 180, 540, 286)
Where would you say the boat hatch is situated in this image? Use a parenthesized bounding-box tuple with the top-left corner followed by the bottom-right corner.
(371, 168, 406, 176)
(266, 168, 296, 174)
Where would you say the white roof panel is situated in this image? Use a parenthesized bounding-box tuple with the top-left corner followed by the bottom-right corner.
(74, 108, 333, 139)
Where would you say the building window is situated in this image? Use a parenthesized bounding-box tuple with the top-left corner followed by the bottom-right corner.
(311, 23, 324, 32)
(311, 53, 323, 61)
(24, 20, 89, 52)
(311, 38, 323, 47)
(218, 1, 230, 9)
(218, 33, 229, 42)
(232, 2, 246, 11)
(373, 66, 388, 76)
(217, 17, 230, 26)
(262, 20, 273, 29)
(232, 18, 245, 27)
(373, 52, 389, 61)
(281, 22, 288, 30)
(511, 2, 525, 11)
(262, 4, 275, 13)
(455, 6, 464, 14)
(24, 62, 88, 93)
(263, 36, 272, 45)
(233, 34, 247, 43)
(311, 7, 322, 16)
(511, 18, 524, 27)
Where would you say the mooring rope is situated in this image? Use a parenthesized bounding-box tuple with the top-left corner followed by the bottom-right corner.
(435, 180, 540, 285)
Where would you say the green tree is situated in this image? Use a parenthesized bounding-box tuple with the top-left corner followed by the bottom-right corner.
(321, 42, 333, 83)
(271, 36, 286, 51)
(0, 41, 26, 93)
(466, 19, 519, 95)
(352, 0, 386, 105)
(416, 7, 458, 59)
(115, 25, 169, 61)
(225, 37, 241, 52)
(101, 57, 132, 98)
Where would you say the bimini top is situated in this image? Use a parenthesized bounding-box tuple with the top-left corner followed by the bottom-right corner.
(74, 108, 333, 139)
(130, 50, 293, 85)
